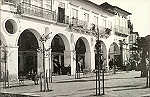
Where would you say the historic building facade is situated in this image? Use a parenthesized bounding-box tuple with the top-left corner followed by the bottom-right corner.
(0, 0, 131, 80)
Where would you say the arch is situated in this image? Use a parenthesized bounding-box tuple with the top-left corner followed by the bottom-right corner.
(75, 36, 91, 72)
(109, 42, 120, 56)
(76, 36, 91, 52)
(50, 33, 70, 51)
(16, 28, 42, 47)
(108, 42, 121, 70)
(17, 29, 41, 77)
(51, 33, 71, 75)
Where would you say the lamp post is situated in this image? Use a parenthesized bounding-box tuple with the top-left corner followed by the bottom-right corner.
(95, 27, 104, 95)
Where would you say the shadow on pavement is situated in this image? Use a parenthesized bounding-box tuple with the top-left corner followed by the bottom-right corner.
(105, 84, 143, 89)
(55, 79, 96, 83)
(112, 86, 147, 91)
(0, 93, 40, 97)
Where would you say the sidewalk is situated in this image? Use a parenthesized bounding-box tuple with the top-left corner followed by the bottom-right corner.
(1, 71, 150, 97)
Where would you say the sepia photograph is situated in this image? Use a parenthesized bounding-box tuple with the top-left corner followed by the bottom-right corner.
(0, 0, 150, 97)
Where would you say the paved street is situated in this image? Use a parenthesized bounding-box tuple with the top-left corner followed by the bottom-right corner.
(1, 71, 150, 97)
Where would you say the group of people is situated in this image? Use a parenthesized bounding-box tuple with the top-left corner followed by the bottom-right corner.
(109, 58, 118, 70)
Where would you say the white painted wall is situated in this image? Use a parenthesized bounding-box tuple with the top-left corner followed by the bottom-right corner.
(0, 0, 130, 79)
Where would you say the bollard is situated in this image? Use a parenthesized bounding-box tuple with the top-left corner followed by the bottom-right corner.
(149, 70, 150, 88)
(46, 70, 49, 91)
(40, 73, 42, 92)
(6, 70, 9, 88)
(96, 70, 97, 95)
(102, 69, 104, 95)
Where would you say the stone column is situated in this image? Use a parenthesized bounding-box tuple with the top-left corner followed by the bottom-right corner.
(64, 50, 71, 67)
(37, 50, 43, 73)
(106, 48, 110, 71)
(64, 50, 76, 75)
(90, 50, 95, 71)
(85, 50, 91, 71)
(7, 46, 18, 81)
(51, 54, 54, 73)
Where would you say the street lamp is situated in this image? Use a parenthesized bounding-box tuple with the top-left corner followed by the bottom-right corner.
(95, 27, 104, 95)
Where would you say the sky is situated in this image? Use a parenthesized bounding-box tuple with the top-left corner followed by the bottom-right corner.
(90, 0, 150, 37)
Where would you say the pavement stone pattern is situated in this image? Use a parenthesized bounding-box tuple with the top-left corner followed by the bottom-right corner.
(1, 71, 150, 97)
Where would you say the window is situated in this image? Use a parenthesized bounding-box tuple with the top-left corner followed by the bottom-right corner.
(59, 2, 65, 8)
(31, 0, 42, 7)
(23, 0, 31, 3)
(129, 35, 133, 42)
(102, 18, 106, 27)
(45, 0, 52, 10)
(72, 8, 78, 19)
(93, 16, 98, 26)
(5, 19, 17, 34)
(58, 2, 65, 23)
(115, 15, 120, 26)
(84, 13, 89, 23)
(71, 8, 78, 25)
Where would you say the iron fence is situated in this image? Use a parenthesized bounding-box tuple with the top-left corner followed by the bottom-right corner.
(18, 2, 56, 21)
(114, 25, 129, 34)
(2, 0, 17, 5)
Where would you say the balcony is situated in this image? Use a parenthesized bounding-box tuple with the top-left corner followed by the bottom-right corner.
(69, 18, 98, 36)
(68, 18, 112, 38)
(99, 26, 112, 39)
(114, 25, 129, 37)
(2, 0, 17, 5)
(17, 2, 56, 21)
(57, 15, 69, 24)
(14, 2, 110, 37)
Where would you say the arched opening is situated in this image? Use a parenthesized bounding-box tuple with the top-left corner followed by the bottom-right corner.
(18, 29, 39, 78)
(75, 38, 86, 73)
(95, 41, 107, 70)
(51, 34, 70, 75)
(108, 42, 121, 70)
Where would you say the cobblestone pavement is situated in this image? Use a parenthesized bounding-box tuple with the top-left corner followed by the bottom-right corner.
(1, 71, 150, 97)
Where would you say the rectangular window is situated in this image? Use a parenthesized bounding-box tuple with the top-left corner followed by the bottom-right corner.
(71, 8, 78, 25)
(84, 13, 89, 23)
(93, 16, 98, 26)
(45, 0, 52, 10)
(72, 8, 78, 19)
(102, 18, 106, 27)
(31, 0, 42, 7)
(129, 35, 133, 43)
(23, 0, 31, 3)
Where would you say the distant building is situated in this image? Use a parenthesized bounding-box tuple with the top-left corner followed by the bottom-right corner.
(0, 0, 132, 81)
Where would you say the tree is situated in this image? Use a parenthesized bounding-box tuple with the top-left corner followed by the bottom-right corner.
(137, 37, 150, 77)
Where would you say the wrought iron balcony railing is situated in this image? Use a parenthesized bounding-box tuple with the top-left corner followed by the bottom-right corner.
(69, 17, 88, 29)
(2, 0, 17, 5)
(98, 26, 112, 39)
(69, 18, 98, 35)
(57, 15, 69, 24)
(15, 2, 111, 37)
(114, 25, 129, 37)
(17, 2, 56, 21)
(69, 18, 112, 38)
